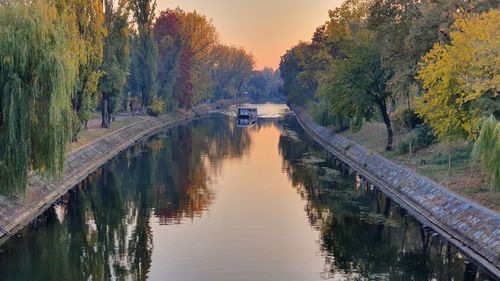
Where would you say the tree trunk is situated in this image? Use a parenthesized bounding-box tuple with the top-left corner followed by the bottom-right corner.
(409, 138, 413, 158)
(405, 83, 412, 110)
(378, 99, 393, 150)
(416, 82, 423, 97)
(448, 145, 452, 176)
(71, 131, 78, 143)
(101, 98, 110, 128)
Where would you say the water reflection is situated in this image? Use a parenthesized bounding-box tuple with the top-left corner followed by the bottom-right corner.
(236, 117, 256, 127)
(278, 115, 493, 281)
(0, 110, 494, 281)
(0, 115, 252, 281)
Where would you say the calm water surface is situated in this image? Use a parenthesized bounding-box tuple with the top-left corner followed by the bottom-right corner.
(0, 104, 493, 280)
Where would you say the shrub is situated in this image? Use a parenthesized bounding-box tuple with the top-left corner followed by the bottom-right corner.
(147, 95, 166, 117)
(310, 102, 349, 132)
(397, 139, 410, 154)
(397, 124, 437, 154)
(429, 146, 471, 165)
(392, 108, 423, 133)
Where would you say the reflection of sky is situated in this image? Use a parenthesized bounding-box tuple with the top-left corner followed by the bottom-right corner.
(157, 0, 343, 69)
(150, 122, 325, 281)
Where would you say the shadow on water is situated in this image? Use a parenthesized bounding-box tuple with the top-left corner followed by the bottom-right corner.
(0, 111, 495, 281)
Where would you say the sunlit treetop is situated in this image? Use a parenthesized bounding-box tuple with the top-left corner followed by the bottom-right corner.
(416, 10, 500, 141)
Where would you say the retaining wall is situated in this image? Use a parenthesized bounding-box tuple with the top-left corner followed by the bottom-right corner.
(292, 105, 500, 278)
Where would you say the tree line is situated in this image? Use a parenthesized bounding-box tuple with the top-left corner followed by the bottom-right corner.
(280, 0, 499, 189)
(0, 0, 281, 194)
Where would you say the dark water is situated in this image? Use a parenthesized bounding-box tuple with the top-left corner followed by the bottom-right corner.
(0, 105, 494, 281)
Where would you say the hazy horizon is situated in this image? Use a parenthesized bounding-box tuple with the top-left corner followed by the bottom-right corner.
(158, 0, 342, 69)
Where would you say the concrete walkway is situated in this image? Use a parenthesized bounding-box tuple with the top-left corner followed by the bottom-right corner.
(292, 105, 500, 278)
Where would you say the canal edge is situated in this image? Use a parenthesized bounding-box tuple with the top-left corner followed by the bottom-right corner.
(291, 105, 500, 279)
(0, 99, 244, 247)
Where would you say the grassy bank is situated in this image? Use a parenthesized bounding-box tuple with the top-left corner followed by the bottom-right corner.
(341, 122, 499, 212)
(70, 116, 148, 151)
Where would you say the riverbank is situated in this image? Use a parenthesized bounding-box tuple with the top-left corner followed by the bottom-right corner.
(0, 99, 243, 246)
(341, 122, 498, 211)
(291, 105, 500, 278)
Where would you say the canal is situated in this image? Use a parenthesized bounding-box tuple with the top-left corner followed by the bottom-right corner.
(0, 105, 494, 280)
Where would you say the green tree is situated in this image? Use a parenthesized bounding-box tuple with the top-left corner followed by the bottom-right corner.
(280, 42, 322, 105)
(319, 29, 394, 150)
(211, 45, 255, 100)
(129, 0, 158, 111)
(99, 0, 130, 128)
(245, 68, 284, 102)
(154, 10, 183, 110)
(66, 0, 106, 140)
(0, 0, 78, 193)
(368, 0, 498, 110)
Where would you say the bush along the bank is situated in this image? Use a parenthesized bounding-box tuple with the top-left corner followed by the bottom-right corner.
(393, 109, 423, 132)
(147, 95, 166, 117)
(397, 124, 437, 155)
(310, 101, 349, 132)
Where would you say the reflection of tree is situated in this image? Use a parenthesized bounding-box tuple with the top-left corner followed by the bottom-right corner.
(195, 115, 252, 170)
(278, 116, 484, 281)
(0, 115, 252, 280)
(151, 115, 251, 224)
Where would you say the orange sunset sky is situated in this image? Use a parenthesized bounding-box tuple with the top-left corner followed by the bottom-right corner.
(158, 0, 343, 70)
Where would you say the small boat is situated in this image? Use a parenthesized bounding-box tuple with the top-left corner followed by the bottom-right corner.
(236, 107, 257, 119)
(236, 107, 257, 128)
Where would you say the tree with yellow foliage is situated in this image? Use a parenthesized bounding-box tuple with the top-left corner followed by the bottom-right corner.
(416, 10, 499, 182)
(416, 10, 499, 141)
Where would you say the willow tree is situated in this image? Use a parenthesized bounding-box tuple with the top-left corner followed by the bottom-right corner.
(473, 116, 500, 191)
(0, 0, 78, 194)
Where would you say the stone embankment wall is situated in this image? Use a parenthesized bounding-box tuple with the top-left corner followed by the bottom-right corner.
(0, 100, 242, 245)
(292, 106, 500, 277)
